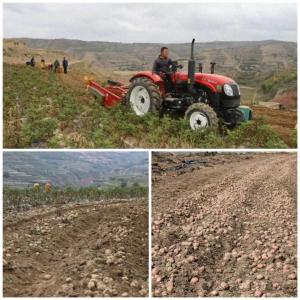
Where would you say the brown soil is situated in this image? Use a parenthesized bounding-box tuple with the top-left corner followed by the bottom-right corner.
(3, 199, 148, 297)
(152, 153, 297, 297)
(274, 91, 297, 110)
(252, 106, 297, 146)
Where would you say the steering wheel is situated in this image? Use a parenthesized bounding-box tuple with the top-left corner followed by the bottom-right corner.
(159, 62, 183, 79)
(170, 61, 183, 72)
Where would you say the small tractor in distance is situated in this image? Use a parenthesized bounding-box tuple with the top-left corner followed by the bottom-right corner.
(85, 39, 252, 130)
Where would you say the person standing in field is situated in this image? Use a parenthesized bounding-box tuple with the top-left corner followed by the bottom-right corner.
(41, 58, 46, 69)
(33, 183, 40, 192)
(45, 182, 52, 193)
(54, 59, 60, 73)
(62, 57, 68, 74)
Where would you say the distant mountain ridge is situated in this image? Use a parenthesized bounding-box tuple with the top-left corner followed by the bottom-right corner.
(6, 38, 296, 87)
(11, 37, 295, 50)
(3, 152, 148, 188)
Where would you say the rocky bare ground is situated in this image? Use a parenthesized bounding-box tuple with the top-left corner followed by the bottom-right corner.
(3, 199, 148, 297)
(152, 153, 297, 297)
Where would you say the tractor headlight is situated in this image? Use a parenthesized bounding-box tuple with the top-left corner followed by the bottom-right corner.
(223, 84, 234, 96)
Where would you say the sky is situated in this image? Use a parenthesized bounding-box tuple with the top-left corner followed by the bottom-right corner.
(3, 3, 297, 43)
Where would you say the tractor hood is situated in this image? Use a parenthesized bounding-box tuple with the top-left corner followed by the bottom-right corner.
(196, 73, 236, 86)
(130, 71, 238, 94)
(175, 72, 236, 93)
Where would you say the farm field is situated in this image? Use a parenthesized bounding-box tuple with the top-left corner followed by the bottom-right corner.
(3, 39, 297, 149)
(152, 153, 297, 297)
(3, 151, 149, 297)
(3, 63, 296, 149)
(3, 191, 148, 297)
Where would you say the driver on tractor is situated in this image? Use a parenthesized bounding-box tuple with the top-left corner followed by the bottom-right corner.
(152, 47, 175, 93)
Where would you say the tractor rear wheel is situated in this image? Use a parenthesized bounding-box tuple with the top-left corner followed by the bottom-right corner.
(126, 79, 162, 116)
(185, 103, 218, 130)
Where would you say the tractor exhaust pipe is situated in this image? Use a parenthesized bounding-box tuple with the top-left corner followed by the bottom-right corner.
(210, 62, 216, 74)
(188, 38, 196, 92)
(190, 38, 195, 60)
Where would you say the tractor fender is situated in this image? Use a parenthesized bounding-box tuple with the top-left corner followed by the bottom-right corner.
(129, 71, 164, 84)
(194, 82, 221, 111)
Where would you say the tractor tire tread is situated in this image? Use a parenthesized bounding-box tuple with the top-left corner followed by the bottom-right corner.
(185, 102, 218, 129)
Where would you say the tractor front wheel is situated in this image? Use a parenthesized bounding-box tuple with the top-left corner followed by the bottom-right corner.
(185, 103, 218, 130)
(126, 80, 162, 116)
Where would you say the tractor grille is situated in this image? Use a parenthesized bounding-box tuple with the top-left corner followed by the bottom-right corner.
(221, 83, 240, 108)
(221, 97, 240, 108)
(231, 84, 240, 97)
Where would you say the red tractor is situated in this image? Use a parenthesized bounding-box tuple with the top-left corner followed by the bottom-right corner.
(86, 39, 252, 129)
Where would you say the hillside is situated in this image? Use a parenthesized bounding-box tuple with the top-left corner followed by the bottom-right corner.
(10, 38, 297, 86)
(4, 38, 297, 108)
(3, 152, 148, 188)
(3, 39, 77, 66)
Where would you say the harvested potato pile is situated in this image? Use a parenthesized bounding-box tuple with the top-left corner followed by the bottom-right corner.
(4, 199, 148, 297)
(152, 153, 297, 297)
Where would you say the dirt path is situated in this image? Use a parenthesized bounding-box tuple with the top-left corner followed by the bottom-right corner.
(4, 199, 148, 297)
(152, 153, 297, 297)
